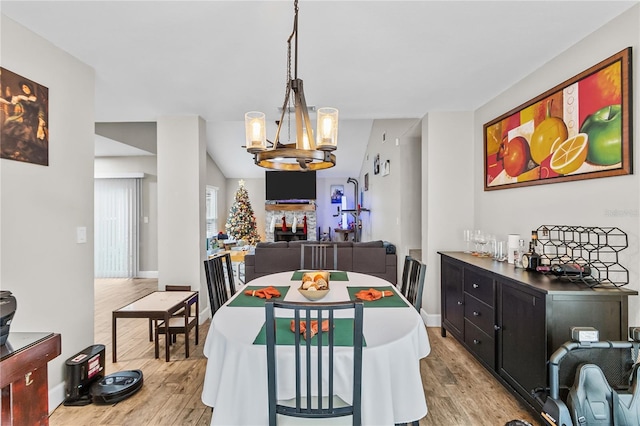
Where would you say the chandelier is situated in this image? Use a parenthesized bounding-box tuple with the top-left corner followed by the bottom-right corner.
(244, 0, 338, 171)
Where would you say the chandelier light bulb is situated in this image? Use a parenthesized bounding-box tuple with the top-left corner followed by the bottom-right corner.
(316, 107, 338, 151)
(245, 111, 266, 152)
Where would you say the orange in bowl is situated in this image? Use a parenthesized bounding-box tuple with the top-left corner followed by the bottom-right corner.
(299, 271, 330, 301)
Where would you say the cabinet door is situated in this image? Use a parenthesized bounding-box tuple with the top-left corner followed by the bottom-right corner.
(441, 258, 464, 338)
(498, 280, 546, 407)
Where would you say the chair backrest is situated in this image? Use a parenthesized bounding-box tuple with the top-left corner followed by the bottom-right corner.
(300, 243, 338, 270)
(204, 252, 236, 316)
(400, 255, 426, 311)
(165, 285, 191, 291)
(265, 300, 364, 426)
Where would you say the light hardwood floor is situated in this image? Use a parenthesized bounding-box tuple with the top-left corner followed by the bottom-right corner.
(49, 278, 541, 426)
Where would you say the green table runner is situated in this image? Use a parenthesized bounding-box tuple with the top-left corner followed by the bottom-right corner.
(253, 318, 365, 346)
(290, 270, 349, 281)
(227, 286, 290, 307)
(347, 286, 409, 308)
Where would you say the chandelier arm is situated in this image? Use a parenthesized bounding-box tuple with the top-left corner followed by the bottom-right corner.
(293, 79, 316, 150)
(273, 82, 293, 148)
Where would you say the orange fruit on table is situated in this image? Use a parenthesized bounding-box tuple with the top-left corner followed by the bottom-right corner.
(550, 133, 589, 175)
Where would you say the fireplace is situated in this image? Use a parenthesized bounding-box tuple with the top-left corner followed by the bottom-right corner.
(274, 228, 308, 242)
(265, 202, 317, 242)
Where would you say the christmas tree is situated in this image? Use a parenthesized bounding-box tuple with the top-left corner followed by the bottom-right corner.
(225, 180, 261, 245)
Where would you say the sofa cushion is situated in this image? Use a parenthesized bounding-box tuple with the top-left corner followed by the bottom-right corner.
(352, 246, 387, 273)
(382, 241, 396, 254)
(256, 241, 289, 248)
(353, 240, 383, 248)
(254, 247, 299, 273)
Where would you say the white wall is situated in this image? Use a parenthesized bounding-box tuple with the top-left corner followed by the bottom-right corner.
(474, 5, 640, 326)
(422, 112, 475, 325)
(156, 116, 206, 296)
(1, 16, 95, 410)
(95, 122, 157, 154)
(359, 119, 421, 276)
(94, 156, 158, 275)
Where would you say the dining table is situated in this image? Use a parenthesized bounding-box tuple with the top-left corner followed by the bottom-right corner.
(201, 271, 431, 425)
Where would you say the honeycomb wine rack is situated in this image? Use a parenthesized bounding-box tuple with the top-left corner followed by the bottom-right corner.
(535, 225, 629, 288)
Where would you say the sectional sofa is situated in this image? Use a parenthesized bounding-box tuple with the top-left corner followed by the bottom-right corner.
(244, 240, 397, 284)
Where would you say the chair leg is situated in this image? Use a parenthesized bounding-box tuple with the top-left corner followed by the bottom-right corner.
(154, 326, 160, 359)
(185, 328, 190, 359)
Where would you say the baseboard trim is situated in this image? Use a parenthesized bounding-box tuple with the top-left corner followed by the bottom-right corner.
(199, 306, 211, 323)
(49, 381, 66, 414)
(419, 310, 441, 327)
(137, 270, 158, 279)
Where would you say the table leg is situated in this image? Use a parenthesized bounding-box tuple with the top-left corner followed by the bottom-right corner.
(164, 312, 171, 362)
(184, 302, 190, 359)
(112, 314, 117, 363)
(195, 296, 199, 346)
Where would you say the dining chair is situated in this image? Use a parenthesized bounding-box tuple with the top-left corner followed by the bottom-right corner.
(300, 243, 338, 270)
(148, 284, 191, 342)
(399, 255, 426, 312)
(265, 300, 364, 426)
(204, 252, 236, 316)
(154, 291, 199, 359)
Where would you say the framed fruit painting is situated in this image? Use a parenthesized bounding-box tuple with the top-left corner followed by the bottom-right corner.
(484, 47, 632, 191)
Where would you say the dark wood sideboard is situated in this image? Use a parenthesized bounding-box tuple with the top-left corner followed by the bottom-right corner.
(439, 251, 637, 415)
(0, 332, 62, 425)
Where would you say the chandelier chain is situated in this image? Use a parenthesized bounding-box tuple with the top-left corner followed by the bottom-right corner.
(281, 0, 298, 144)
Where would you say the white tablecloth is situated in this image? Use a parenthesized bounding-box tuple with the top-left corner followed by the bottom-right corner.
(201, 271, 430, 425)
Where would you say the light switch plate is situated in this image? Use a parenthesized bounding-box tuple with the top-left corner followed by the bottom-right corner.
(76, 226, 87, 244)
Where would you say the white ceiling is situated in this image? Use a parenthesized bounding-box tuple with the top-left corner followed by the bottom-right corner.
(2, 0, 637, 178)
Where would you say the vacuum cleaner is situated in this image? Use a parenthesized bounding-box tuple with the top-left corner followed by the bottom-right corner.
(64, 344, 143, 406)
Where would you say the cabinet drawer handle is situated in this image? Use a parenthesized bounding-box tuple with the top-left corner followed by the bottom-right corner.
(494, 325, 501, 331)
(472, 283, 479, 289)
(473, 339, 481, 345)
(457, 301, 463, 305)
(473, 311, 480, 316)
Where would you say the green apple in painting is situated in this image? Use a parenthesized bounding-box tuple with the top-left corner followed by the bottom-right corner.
(580, 105, 622, 166)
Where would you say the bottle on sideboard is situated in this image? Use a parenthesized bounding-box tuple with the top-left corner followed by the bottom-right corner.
(522, 241, 541, 271)
(514, 239, 526, 268)
(536, 263, 591, 277)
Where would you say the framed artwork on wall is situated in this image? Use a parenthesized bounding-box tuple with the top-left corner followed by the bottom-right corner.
(382, 160, 390, 176)
(484, 47, 632, 190)
(0, 67, 49, 166)
(330, 185, 344, 204)
(363, 173, 369, 191)
(373, 154, 380, 175)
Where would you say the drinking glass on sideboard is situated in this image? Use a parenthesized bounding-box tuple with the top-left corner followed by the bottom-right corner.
(463, 229, 472, 253)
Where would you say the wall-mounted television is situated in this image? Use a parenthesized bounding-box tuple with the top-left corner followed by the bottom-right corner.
(265, 171, 316, 201)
